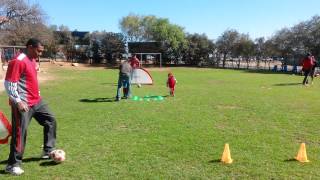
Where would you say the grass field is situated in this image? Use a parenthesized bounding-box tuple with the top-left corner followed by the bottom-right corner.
(1, 65, 320, 179)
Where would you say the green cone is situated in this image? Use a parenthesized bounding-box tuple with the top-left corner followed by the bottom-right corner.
(132, 96, 139, 101)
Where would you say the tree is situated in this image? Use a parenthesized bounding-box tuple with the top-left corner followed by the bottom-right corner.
(254, 37, 265, 69)
(0, 0, 43, 28)
(0, 0, 48, 45)
(3, 21, 53, 45)
(101, 32, 126, 64)
(303, 15, 320, 57)
(263, 39, 278, 70)
(51, 25, 77, 61)
(88, 31, 126, 64)
(216, 29, 240, 68)
(150, 19, 187, 64)
(267, 15, 320, 66)
(234, 34, 254, 69)
(184, 33, 215, 65)
(120, 14, 187, 64)
(119, 14, 144, 42)
(89, 31, 104, 63)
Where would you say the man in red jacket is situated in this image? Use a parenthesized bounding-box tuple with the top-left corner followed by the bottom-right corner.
(301, 53, 316, 85)
(4, 38, 57, 175)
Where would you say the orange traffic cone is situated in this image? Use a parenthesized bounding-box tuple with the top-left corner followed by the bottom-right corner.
(221, 143, 233, 164)
(295, 143, 310, 163)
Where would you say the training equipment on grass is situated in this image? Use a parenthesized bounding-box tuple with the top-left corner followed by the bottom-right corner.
(295, 143, 309, 163)
(132, 96, 139, 101)
(50, 149, 66, 163)
(131, 68, 153, 85)
(221, 143, 233, 164)
(0, 111, 11, 144)
(132, 95, 165, 102)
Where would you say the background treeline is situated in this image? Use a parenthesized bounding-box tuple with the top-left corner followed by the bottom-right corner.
(1, 0, 319, 67)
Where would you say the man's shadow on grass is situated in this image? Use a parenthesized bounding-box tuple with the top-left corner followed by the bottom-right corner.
(0, 159, 8, 165)
(273, 83, 302, 86)
(100, 83, 117, 86)
(23, 157, 59, 166)
(79, 97, 116, 103)
(0, 157, 53, 165)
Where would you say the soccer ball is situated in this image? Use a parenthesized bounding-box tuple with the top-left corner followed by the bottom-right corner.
(137, 84, 142, 88)
(50, 149, 66, 163)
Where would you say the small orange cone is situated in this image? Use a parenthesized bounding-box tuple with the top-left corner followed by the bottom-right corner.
(295, 143, 310, 163)
(221, 143, 233, 164)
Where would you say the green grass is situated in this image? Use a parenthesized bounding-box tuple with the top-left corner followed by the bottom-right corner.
(1, 66, 320, 179)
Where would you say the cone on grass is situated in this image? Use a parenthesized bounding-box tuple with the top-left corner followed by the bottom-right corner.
(295, 143, 310, 163)
(221, 143, 233, 164)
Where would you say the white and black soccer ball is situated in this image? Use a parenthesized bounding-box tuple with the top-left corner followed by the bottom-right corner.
(137, 84, 142, 88)
(50, 149, 66, 163)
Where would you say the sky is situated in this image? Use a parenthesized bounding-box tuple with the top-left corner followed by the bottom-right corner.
(29, 0, 320, 40)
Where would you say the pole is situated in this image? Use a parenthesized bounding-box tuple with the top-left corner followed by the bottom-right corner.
(160, 53, 162, 68)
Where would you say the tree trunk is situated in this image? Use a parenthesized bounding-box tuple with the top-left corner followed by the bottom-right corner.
(222, 53, 226, 68)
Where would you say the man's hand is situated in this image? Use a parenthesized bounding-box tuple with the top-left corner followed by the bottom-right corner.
(17, 101, 29, 112)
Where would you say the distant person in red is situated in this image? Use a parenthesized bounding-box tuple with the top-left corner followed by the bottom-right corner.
(129, 54, 140, 69)
(301, 53, 316, 85)
(123, 54, 141, 95)
(310, 55, 318, 83)
(167, 72, 177, 97)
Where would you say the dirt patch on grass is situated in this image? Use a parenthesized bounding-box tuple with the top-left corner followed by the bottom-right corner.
(0, 62, 56, 93)
(43, 61, 176, 72)
(42, 61, 110, 71)
(0, 61, 172, 92)
(144, 67, 172, 72)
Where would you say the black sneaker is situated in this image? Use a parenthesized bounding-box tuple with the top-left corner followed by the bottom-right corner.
(41, 151, 52, 159)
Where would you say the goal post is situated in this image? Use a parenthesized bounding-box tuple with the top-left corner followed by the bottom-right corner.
(128, 42, 163, 68)
(134, 53, 162, 68)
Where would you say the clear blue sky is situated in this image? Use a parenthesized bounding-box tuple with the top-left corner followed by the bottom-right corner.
(30, 0, 320, 40)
